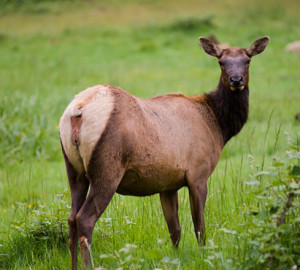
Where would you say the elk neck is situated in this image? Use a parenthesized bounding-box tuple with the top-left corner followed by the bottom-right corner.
(204, 77, 249, 144)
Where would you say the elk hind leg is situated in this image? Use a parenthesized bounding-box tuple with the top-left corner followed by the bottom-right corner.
(61, 145, 90, 270)
(76, 166, 125, 268)
(68, 174, 89, 270)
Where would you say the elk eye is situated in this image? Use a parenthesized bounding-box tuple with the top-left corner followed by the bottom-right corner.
(246, 60, 251, 64)
(219, 61, 224, 66)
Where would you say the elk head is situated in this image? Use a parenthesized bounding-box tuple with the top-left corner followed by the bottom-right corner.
(199, 36, 269, 91)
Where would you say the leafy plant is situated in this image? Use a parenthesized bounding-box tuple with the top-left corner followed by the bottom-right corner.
(239, 136, 300, 269)
(0, 191, 69, 268)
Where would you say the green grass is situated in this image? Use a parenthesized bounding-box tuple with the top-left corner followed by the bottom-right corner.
(0, 0, 299, 269)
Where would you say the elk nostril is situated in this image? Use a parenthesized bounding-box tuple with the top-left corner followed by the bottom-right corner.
(230, 76, 242, 82)
(230, 76, 243, 86)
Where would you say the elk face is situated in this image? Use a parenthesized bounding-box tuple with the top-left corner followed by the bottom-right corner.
(199, 36, 269, 91)
(218, 48, 251, 91)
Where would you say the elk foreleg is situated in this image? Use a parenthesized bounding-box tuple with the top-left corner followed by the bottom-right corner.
(160, 191, 181, 248)
(188, 177, 208, 245)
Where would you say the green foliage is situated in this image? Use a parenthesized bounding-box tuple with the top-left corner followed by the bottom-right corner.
(0, 94, 61, 165)
(164, 16, 214, 32)
(98, 243, 181, 269)
(238, 139, 300, 269)
(0, 0, 300, 269)
(0, 191, 69, 268)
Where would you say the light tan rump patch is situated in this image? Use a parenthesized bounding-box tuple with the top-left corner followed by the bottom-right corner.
(59, 85, 115, 174)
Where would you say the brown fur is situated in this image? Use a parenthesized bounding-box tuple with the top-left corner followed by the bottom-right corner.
(59, 36, 269, 269)
(71, 115, 82, 147)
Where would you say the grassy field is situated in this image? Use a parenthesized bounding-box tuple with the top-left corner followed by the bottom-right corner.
(0, 0, 299, 269)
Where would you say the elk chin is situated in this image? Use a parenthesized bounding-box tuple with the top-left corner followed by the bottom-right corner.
(230, 85, 245, 91)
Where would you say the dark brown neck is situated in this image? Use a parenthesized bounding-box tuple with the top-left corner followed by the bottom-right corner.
(205, 77, 249, 144)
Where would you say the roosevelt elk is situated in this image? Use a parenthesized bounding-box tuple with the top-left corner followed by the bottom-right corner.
(59, 36, 269, 269)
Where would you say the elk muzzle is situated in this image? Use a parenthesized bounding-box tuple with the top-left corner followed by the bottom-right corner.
(229, 75, 244, 91)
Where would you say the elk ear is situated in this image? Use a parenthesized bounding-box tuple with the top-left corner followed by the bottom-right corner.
(247, 36, 269, 57)
(199, 37, 221, 58)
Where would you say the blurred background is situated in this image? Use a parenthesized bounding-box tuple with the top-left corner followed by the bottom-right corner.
(0, 0, 299, 269)
(0, 0, 299, 164)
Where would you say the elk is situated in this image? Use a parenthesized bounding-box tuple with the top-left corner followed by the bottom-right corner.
(59, 36, 269, 269)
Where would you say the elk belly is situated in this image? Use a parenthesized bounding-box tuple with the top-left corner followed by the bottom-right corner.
(117, 165, 187, 196)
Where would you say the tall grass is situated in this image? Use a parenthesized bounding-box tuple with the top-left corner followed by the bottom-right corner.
(0, 0, 299, 269)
